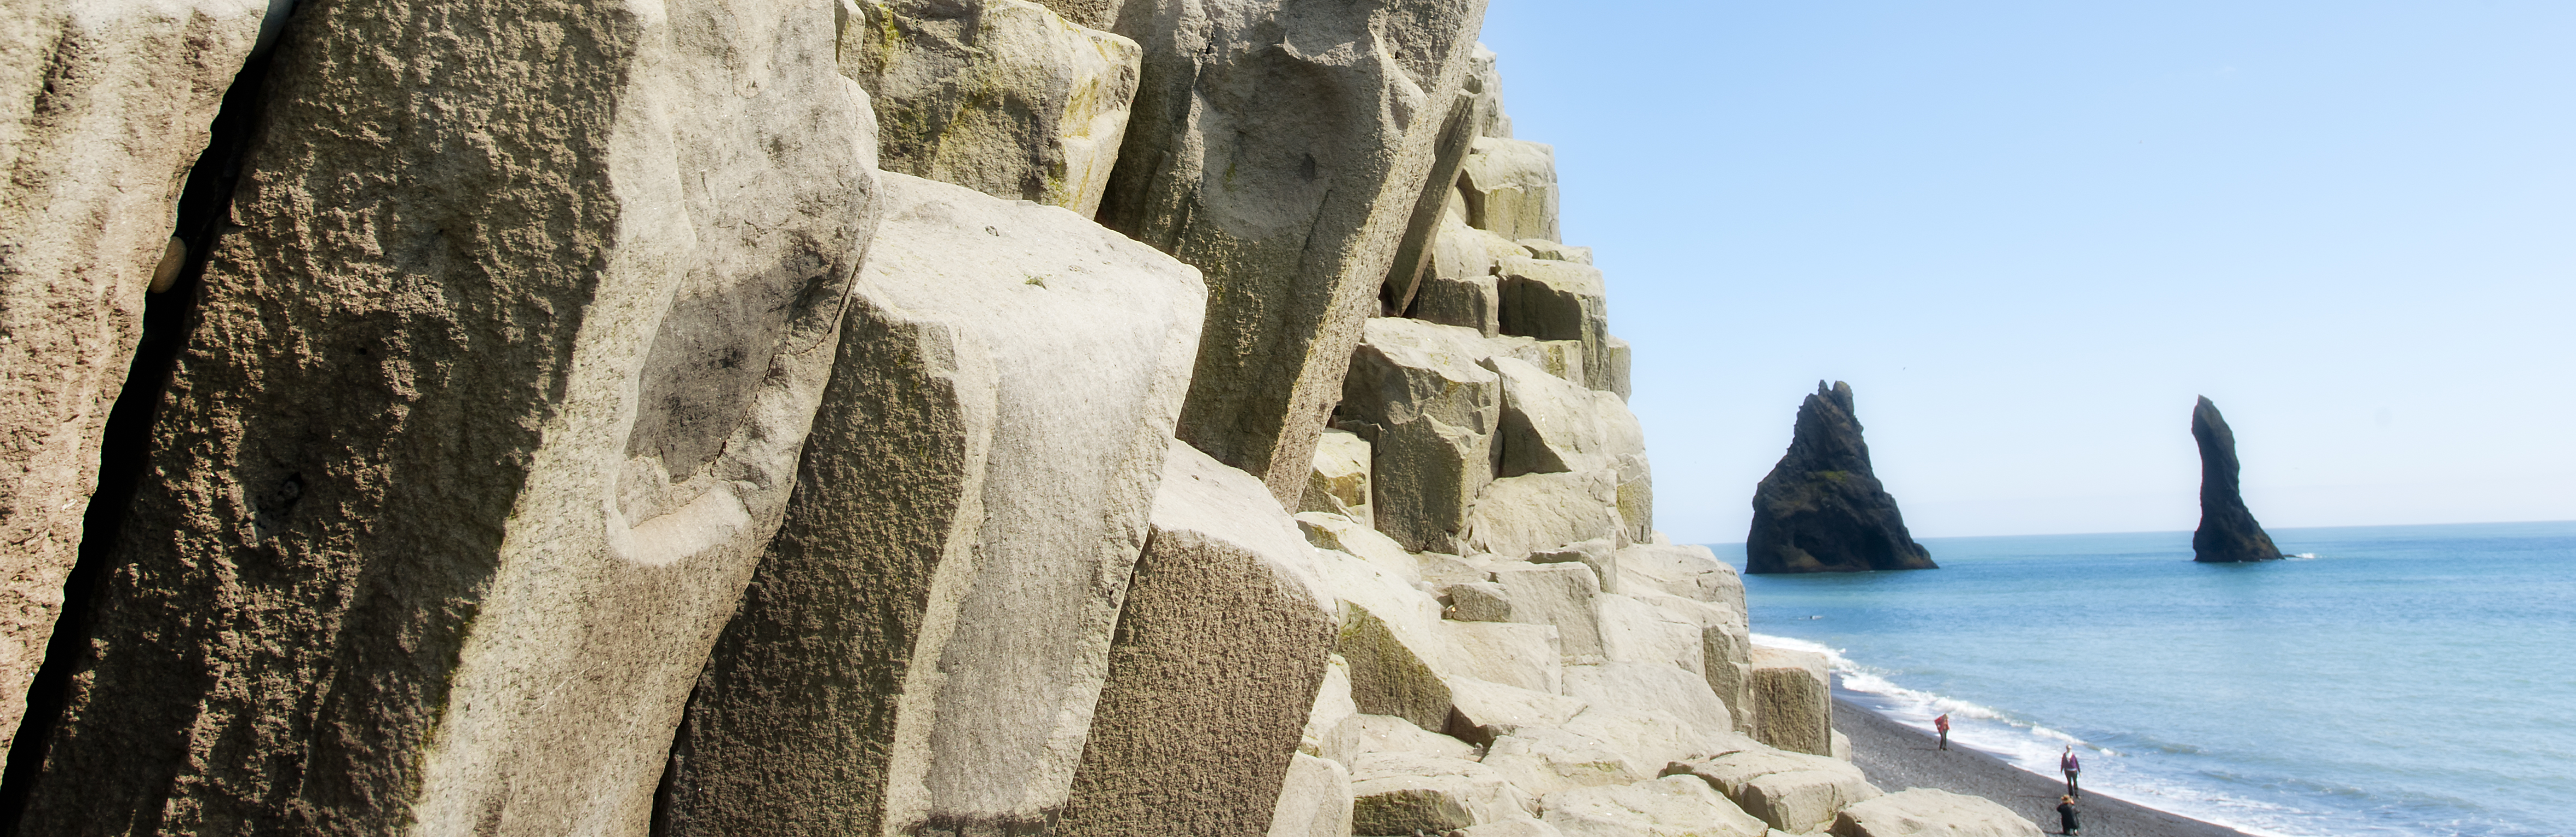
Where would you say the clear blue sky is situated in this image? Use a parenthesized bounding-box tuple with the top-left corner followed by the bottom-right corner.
(1477, 2, 2576, 543)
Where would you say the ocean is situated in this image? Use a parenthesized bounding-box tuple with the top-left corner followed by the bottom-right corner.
(1725, 521, 2576, 837)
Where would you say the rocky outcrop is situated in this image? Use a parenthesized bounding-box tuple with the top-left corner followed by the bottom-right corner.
(1338, 317, 1501, 552)
(1352, 751, 1537, 833)
(0, 0, 268, 759)
(1102, 0, 1493, 504)
(661, 173, 1205, 835)
(1750, 648, 1835, 757)
(1665, 749, 1880, 833)
(1460, 137, 1560, 243)
(1381, 74, 1494, 318)
(2191, 396, 2283, 563)
(1270, 752, 1359, 837)
(1828, 788, 2045, 837)
(842, 0, 1141, 215)
(1540, 775, 1768, 837)
(1746, 382, 1937, 574)
(0, 8, 2069, 834)
(1302, 427, 1377, 526)
(12, 2, 883, 830)
(1060, 440, 1338, 836)
(1496, 256, 1611, 393)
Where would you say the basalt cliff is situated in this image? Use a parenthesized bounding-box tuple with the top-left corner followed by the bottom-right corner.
(0, 1, 2039, 834)
(2191, 396, 2283, 563)
(1746, 382, 1937, 574)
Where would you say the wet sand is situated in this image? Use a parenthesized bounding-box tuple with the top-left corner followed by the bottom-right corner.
(1832, 698, 2252, 837)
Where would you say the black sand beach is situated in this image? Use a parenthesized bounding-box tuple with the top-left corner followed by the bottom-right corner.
(1833, 698, 2252, 837)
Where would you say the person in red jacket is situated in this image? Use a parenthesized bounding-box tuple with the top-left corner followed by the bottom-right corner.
(2061, 745, 2082, 798)
(1934, 713, 1951, 750)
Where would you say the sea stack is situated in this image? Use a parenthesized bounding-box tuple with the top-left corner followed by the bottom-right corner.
(2191, 396, 2284, 562)
(1746, 381, 1937, 573)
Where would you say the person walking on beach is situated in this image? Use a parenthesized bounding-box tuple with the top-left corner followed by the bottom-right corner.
(2061, 745, 2082, 798)
(1934, 713, 1951, 750)
(2057, 794, 2082, 835)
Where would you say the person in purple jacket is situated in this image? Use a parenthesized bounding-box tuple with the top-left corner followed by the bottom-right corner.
(2060, 745, 2082, 798)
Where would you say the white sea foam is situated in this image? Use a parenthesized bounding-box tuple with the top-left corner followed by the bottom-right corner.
(1751, 633, 2325, 837)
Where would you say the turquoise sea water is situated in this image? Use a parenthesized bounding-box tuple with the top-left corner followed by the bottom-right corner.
(1726, 521, 2576, 837)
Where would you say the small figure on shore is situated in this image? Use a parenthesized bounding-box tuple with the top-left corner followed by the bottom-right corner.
(2061, 745, 2082, 798)
(1935, 713, 1951, 750)
(2057, 794, 2083, 835)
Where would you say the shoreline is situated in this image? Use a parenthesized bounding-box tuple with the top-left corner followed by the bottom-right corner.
(1831, 697, 2254, 837)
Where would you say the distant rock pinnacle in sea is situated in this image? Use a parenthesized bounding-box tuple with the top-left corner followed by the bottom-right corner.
(2192, 396, 2284, 563)
(1746, 381, 1937, 574)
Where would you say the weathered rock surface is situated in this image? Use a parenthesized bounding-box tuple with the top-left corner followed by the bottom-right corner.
(1413, 216, 1520, 334)
(1566, 663, 1736, 741)
(1496, 256, 1612, 390)
(1488, 334, 1591, 389)
(1339, 317, 1502, 551)
(1746, 382, 1937, 574)
(2190, 396, 2283, 563)
(0, 0, 267, 758)
(1339, 604, 1458, 733)
(1597, 593, 1706, 675)
(1557, 704, 1733, 781)
(664, 173, 1205, 836)
(1610, 591, 1750, 734)
(1446, 674, 1586, 743)
(1464, 819, 1573, 837)
(1448, 580, 1515, 621)
(843, 0, 1141, 215)
(1060, 441, 1338, 836)
(1382, 85, 1492, 316)
(1268, 752, 1358, 837)
(1351, 752, 1537, 834)
(1492, 356, 1644, 478)
(1460, 137, 1560, 242)
(1664, 750, 1881, 834)
(1487, 354, 1651, 543)
(1492, 561, 1607, 663)
(1533, 538, 1618, 593)
(1602, 335, 1632, 400)
(1464, 469, 1626, 559)
(1827, 788, 2044, 837)
(1750, 648, 1835, 757)
(1440, 619, 1566, 694)
(1540, 775, 1770, 837)
(1322, 713, 1479, 766)
(1484, 726, 1647, 797)
(1301, 509, 1423, 585)
(13, 2, 882, 830)
(1301, 655, 1360, 755)
(1302, 427, 1376, 526)
(1521, 239, 1592, 265)
(1103, 0, 1494, 504)
(1467, 43, 1514, 139)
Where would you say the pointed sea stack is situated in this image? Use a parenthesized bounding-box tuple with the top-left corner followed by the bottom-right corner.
(1746, 381, 1937, 573)
(2191, 396, 2284, 562)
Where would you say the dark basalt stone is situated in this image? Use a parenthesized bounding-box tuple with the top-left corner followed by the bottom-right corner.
(1746, 381, 1937, 574)
(2191, 396, 2283, 563)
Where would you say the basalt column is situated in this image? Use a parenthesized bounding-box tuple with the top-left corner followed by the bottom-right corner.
(0, 0, 268, 760)
(8, 0, 884, 831)
(1099, 0, 1492, 506)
